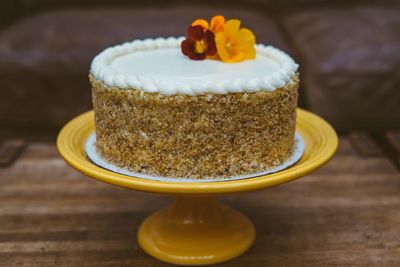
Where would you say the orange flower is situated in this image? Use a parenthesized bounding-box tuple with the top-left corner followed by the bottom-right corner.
(192, 15, 225, 33)
(192, 18, 209, 30)
(215, 19, 256, 63)
(210, 15, 225, 33)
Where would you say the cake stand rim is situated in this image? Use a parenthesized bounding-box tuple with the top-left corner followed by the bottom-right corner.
(57, 108, 338, 195)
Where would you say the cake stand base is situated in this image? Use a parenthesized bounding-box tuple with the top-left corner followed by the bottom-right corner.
(138, 197, 255, 266)
(58, 109, 338, 266)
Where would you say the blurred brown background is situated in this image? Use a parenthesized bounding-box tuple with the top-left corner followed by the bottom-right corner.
(0, 0, 399, 141)
(0, 2, 400, 266)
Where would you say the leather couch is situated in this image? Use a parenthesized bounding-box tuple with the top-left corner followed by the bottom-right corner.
(0, 0, 399, 139)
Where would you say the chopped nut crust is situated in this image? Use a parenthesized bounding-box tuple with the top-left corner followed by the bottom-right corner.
(90, 74, 299, 179)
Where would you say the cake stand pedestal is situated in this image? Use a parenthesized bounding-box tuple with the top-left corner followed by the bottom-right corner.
(57, 109, 338, 266)
(139, 196, 255, 265)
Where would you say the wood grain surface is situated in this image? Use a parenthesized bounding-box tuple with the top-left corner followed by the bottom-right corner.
(0, 136, 399, 267)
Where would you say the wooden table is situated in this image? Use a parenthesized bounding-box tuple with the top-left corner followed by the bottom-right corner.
(0, 135, 399, 266)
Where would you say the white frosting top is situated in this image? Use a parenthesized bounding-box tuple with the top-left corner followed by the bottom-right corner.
(90, 37, 298, 95)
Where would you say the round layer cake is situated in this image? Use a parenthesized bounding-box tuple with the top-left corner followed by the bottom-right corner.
(90, 37, 299, 179)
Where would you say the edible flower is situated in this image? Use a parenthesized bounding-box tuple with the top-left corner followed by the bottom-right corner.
(215, 19, 256, 63)
(181, 25, 217, 60)
(192, 15, 225, 33)
(181, 15, 256, 63)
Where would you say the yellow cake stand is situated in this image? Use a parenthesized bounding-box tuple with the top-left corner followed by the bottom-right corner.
(57, 109, 338, 266)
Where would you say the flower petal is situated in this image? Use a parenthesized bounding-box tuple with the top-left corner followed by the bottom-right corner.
(215, 32, 229, 61)
(205, 30, 217, 56)
(189, 52, 207, 60)
(188, 25, 204, 41)
(224, 19, 241, 36)
(238, 44, 256, 59)
(192, 19, 209, 30)
(227, 53, 244, 63)
(210, 15, 225, 33)
(237, 28, 256, 43)
(236, 28, 256, 59)
(181, 38, 194, 56)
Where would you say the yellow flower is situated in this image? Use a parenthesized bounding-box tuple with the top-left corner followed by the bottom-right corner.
(215, 19, 256, 63)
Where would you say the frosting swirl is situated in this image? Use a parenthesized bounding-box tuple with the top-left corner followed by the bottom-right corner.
(90, 37, 298, 95)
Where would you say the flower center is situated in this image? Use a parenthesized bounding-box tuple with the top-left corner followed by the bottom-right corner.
(194, 41, 206, 54)
(225, 42, 234, 55)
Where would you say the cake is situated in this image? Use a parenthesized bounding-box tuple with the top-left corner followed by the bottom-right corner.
(90, 16, 299, 179)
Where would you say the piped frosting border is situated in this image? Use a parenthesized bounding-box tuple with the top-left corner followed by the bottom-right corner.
(90, 37, 299, 95)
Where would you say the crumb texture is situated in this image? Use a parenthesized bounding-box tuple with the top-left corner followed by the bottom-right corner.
(91, 74, 299, 179)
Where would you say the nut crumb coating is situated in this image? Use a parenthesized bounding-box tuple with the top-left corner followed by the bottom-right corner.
(90, 74, 299, 179)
